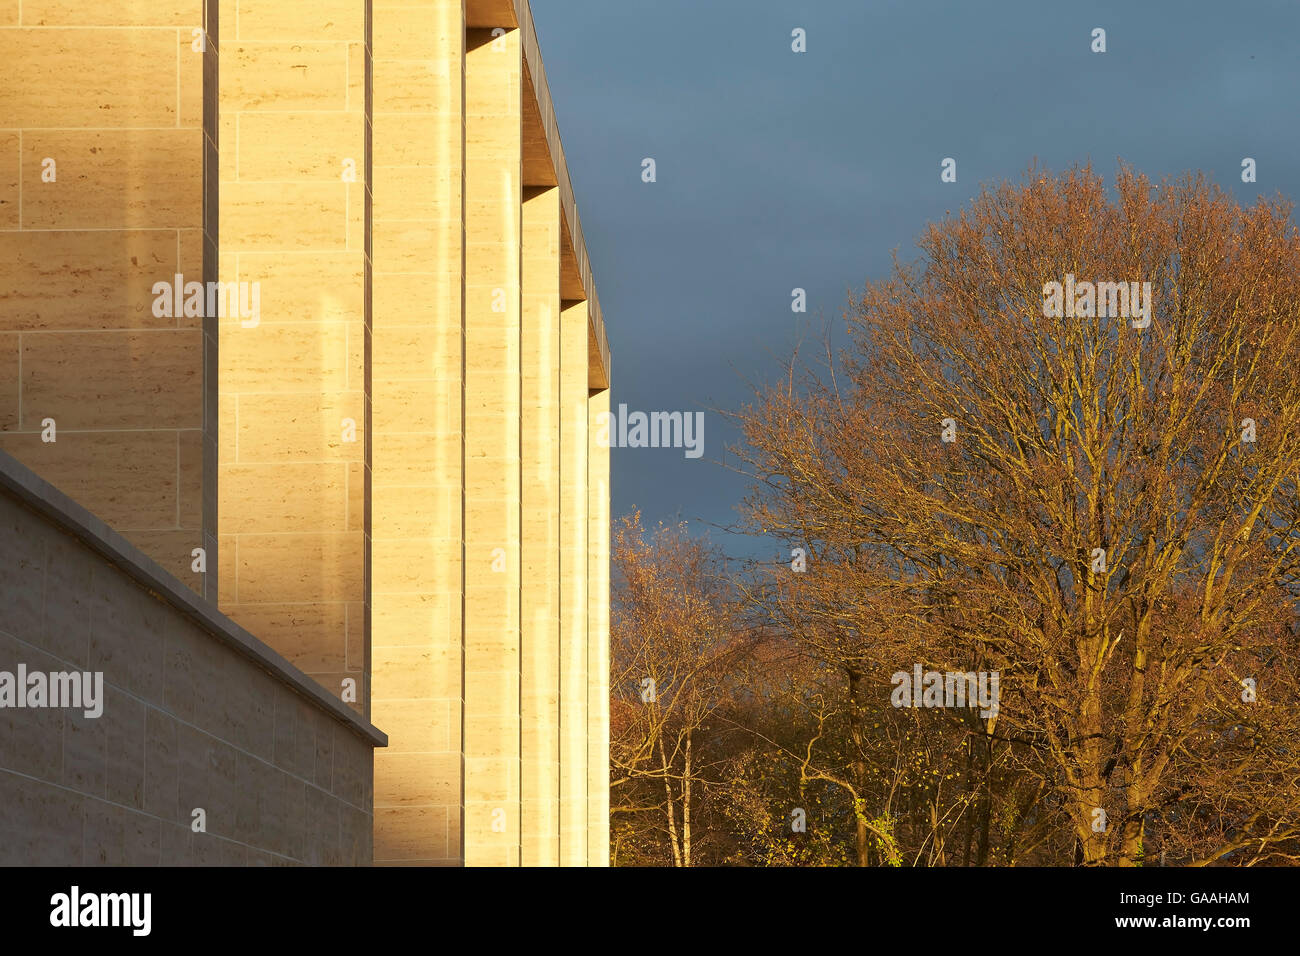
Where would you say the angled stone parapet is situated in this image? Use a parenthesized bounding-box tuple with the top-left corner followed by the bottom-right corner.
(0, 447, 385, 865)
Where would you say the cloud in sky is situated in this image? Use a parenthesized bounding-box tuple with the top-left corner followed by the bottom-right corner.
(531, 0, 1300, 556)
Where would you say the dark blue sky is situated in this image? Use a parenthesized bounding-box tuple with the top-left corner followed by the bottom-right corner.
(530, 0, 1300, 557)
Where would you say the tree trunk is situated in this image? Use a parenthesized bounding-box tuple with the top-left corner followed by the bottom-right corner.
(960, 740, 976, 866)
(658, 737, 682, 866)
(929, 800, 946, 866)
(683, 731, 692, 867)
(1120, 815, 1145, 866)
(975, 734, 993, 865)
(847, 668, 870, 866)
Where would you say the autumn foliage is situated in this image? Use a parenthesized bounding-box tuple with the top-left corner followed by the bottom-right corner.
(611, 165, 1300, 866)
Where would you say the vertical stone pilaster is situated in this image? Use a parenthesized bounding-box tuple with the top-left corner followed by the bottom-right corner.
(559, 298, 589, 864)
(216, 0, 372, 716)
(370, 0, 466, 866)
(463, 25, 522, 867)
(521, 185, 561, 865)
(587, 386, 611, 865)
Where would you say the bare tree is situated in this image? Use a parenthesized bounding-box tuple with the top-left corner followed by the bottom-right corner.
(731, 164, 1300, 866)
(608, 512, 752, 866)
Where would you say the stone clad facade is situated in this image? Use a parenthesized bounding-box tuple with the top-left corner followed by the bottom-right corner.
(0, 452, 383, 865)
(0, 0, 612, 866)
